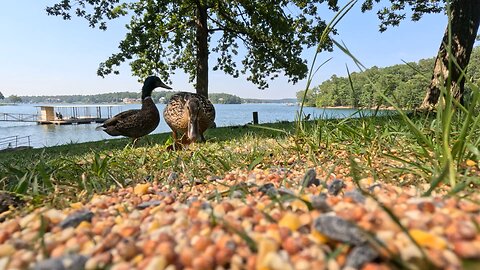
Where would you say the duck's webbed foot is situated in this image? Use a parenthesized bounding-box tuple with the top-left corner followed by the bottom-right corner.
(124, 137, 139, 149)
(180, 134, 193, 145)
(132, 137, 140, 146)
(167, 133, 189, 151)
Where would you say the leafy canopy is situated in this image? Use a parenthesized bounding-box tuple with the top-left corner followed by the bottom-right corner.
(361, 0, 445, 32)
(47, 1, 338, 89)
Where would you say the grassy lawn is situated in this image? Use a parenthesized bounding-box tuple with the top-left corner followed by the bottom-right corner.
(1, 113, 478, 211)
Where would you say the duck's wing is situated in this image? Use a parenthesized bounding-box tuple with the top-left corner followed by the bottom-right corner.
(101, 109, 140, 127)
(198, 95, 216, 122)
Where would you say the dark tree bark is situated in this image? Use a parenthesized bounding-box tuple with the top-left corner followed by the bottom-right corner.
(195, 3, 209, 98)
(421, 0, 480, 109)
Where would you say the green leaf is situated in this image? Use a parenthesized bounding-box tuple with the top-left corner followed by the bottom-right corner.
(247, 155, 264, 171)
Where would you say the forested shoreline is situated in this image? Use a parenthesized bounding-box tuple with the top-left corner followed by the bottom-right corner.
(297, 46, 480, 109)
(10, 92, 245, 105)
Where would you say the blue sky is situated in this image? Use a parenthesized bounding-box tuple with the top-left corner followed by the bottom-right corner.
(1, 1, 470, 99)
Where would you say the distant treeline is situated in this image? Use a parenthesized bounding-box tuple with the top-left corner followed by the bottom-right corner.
(242, 98, 297, 104)
(297, 46, 480, 109)
(17, 92, 251, 104)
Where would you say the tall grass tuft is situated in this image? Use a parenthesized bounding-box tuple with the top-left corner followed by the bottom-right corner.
(291, 2, 479, 267)
(323, 17, 480, 191)
(290, 0, 479, 191)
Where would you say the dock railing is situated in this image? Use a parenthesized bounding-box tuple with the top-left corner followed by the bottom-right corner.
(0, 135, 32, 150)
(0, 113, 38, 122)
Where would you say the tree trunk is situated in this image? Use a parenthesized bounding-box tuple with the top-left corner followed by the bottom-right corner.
(420, 0, 480, 109)
(195, 3, 209, 98)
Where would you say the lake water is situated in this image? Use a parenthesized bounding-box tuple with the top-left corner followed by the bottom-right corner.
(0, 103, 373, 149)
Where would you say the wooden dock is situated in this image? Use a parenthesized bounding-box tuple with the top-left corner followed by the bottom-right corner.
(36, 117, 108, 125)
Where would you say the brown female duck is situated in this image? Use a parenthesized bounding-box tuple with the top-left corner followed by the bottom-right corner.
(96, 76, 171, 143)
(163, 92, 215, 143)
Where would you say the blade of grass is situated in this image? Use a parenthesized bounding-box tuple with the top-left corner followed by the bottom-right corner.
(247, 124, 288, 135)
(247, 155, 264, 171)
(298, 0, 358, 123)
(422, 165, 450, 197)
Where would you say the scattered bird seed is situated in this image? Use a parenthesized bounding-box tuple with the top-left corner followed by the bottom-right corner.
(167, 172, 178, 182)
(345, 244, 379, 269)
(0, 168, 477, 270)
(301, 168, 320, 187)
(311, 193, 332, 212)
(33, 254, 88, 270)
(328, 179, 345, 195)
(258, 183, 275, 195)
(368, 183, 382, 192)
(0, 192, 24, 214)
(136, 200, 162, 209)
(278, 187, 295, 196)
(345, 190, 366, 203)
(59, 211, 94, 229)
(314, 215, 367, 245)
(231, 190, 245, 199)
(200, 202, 212, 210)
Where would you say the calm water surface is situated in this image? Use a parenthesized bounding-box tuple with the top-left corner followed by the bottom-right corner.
(0, 103, 372, 149)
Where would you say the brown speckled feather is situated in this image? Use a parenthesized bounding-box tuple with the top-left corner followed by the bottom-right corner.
(163, 92, 215, 136)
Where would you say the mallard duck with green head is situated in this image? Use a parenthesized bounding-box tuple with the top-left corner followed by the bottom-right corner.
(163, 92, 216, 144)
(96, 76, 171, 143)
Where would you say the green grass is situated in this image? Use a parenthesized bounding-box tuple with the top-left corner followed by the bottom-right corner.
(1, 112, 478, 212)
(0, 122, 295, 206)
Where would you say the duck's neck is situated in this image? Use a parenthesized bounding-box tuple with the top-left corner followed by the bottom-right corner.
(141, 87, 152, 100)
(141, 96, 155, 110)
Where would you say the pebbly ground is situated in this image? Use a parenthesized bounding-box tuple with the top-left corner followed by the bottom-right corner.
(0, 167, 479, 270)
